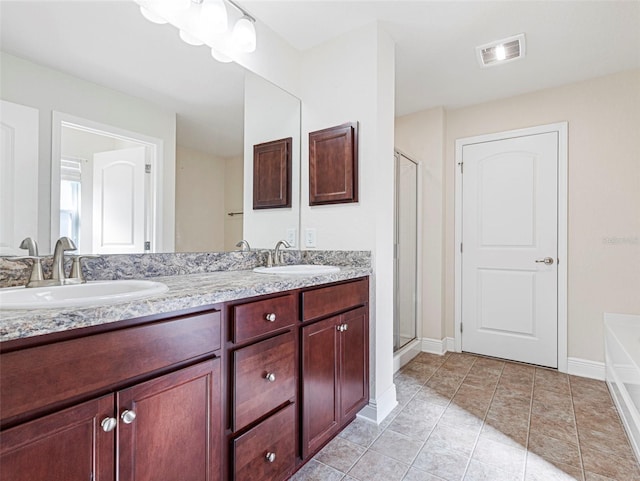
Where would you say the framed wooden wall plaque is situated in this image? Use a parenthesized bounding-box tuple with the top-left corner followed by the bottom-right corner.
(253, 137, 292, 209)
(309, 122, 358, 205)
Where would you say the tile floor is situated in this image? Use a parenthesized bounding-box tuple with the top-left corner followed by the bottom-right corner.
(290, 352, 640, 481)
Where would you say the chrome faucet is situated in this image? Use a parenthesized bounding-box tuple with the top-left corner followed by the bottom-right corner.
(51, 237, 77, 283)
(235, 239, 251, 252)
(273, 239, 291, 266)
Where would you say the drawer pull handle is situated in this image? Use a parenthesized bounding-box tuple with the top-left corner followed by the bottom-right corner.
(265, 452, 276, 463)
(121, 410, 137, 424)
(337, 324, 348, 332)
(101, 417, 117, 432)
(265, 372, 276, 382)
(337, 325, 343, 332)
(265, 313, 277, 322)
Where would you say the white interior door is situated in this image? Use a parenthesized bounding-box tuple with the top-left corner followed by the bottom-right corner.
(0, 100, 39, 255)
(461, 132, 558, 367)
(92, 147, 146, 254)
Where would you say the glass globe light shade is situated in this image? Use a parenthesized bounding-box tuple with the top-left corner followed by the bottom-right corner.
(232, 16, 256, 53)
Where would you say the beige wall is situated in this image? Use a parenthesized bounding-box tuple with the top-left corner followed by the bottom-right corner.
(395, 108, 446, 342)
(224, 155, 244, 251)
(175, 146, 227, 252)
(440, 69, 640, 363)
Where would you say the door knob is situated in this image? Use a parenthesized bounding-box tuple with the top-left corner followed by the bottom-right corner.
(265, 452, 276, 463)
(265, 372, 276, 382)
(535, 257, 554, 265)
(265, 313, 276, 322)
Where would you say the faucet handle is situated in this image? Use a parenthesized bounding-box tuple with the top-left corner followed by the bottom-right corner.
(11, 255, 45, 285)
(68, 254, 100, 284)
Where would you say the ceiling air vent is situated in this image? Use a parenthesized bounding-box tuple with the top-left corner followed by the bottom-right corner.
(476, 33, 526, 68)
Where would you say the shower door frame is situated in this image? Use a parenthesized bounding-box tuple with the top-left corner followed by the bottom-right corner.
(393, 149, 422, 358)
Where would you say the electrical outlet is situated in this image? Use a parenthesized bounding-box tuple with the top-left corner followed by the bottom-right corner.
(305, 228, 317, 248)
(286, 228, 297, 247)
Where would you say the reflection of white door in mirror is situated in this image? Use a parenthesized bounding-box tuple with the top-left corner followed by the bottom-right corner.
(52, 112, 163, 255)
(92, 147, 146, 254)
(0, 100, 39, 255)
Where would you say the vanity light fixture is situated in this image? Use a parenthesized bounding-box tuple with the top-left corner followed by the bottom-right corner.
(476, 33, 526, 67)
(135, 0, 257, 62)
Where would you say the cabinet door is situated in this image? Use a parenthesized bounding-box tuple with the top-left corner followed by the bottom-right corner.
(301, 315, 339, 458)
(339, 306, 369, 421)
(0, 395, 115, 481)
(117, 359, 221, 481)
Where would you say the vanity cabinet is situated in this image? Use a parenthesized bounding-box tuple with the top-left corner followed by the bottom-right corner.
(226, 293, 298, 481)
(300, 279, 369, 459)
(0, 309, 223, 481)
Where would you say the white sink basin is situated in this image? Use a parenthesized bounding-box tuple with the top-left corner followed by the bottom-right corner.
(0, 280, 168, 310)
(253, 265, 340, 275)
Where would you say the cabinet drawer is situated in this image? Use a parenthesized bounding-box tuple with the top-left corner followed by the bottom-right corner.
(233, 403, 296, 481)
(233, 331, 295, 431)
(1, 310, 221, 426)
(232, 294, 296, 343)
(302, 278, 368, 322)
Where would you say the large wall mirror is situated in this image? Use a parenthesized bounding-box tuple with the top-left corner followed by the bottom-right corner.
(0, 1, 301, 255)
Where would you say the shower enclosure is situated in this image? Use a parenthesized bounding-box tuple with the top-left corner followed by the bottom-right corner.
(393, 151, 418, 352)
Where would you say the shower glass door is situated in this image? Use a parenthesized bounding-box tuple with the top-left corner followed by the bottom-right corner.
(394, 151, 418, 352)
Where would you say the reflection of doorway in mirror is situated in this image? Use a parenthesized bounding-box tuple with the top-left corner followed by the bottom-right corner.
(52, 113, 163, 254)
(0, 100, 39, 255)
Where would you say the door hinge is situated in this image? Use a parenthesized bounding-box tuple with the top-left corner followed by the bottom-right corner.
(460, 243, 463, 254)
(145, 164, 152, 174)
(458, 161, 463, 174)
(144, 241, 151, 251)
(460, 323, 463, 333)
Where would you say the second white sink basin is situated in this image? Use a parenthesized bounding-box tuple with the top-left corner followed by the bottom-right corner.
(0, 280, 169, 310)
(253, 265, 340, 275)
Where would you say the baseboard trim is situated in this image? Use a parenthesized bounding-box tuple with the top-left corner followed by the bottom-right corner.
(567, 357, 605, 381)
(393, 339, 422, 373)
(358, 382, 398, 425)
(421, 337, 455, 355)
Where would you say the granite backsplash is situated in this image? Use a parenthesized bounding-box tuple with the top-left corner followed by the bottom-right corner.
(0, 250, 371, 288)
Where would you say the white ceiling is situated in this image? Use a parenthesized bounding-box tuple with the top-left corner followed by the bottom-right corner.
(1, 1, 639, 157)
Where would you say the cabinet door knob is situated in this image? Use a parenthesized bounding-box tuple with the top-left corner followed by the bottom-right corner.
(342, 323, 349, 331)
(265, 452, 276, 463)
(121, 410, 137, 424)
(101, 417, 117, 432)
(265, 313, 277, 322)
(336, 325, 343, 332)
(265, 372, 276, 382)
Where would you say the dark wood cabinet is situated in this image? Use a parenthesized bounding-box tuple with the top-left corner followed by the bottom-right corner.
(118, 360, 221, 481)
(300, 280, 369, 459)
(1, 309, 222, 481)
(253, 137, 292, 209)
(0, 395, 115, 481)
(309, 122, 358, 205)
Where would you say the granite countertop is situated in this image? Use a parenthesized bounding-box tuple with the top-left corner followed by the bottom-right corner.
(0, 267, 371, 343)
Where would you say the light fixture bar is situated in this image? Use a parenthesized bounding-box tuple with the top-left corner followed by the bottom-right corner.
(226, 0, 255, 22)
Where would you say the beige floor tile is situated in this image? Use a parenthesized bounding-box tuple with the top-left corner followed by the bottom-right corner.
(370, 429, 423, 465)
(313, 436, 366, 473)
(463, 459, 523, 481)
(338, 418, 384, 448)
(471, 436, 527, 474)
(402, 466, 448, 481)
(479, 423, 528, 450)
(529, 412, 578, 445)
(524, 454, 584, 481)
(439, 405, 484, 431)
(580, 446, 640, 481)
(527, 432, 581, 469)
(413, 386, 454, 406)
(289, 460, 345, 481)
(387, 409, 438, 441)
(347, 450, 410, 481)
(412, 445, 470, 481)
(424, 422, 481, 456)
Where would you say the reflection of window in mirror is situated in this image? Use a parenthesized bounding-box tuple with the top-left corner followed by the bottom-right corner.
(59, 159, 82, 249)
